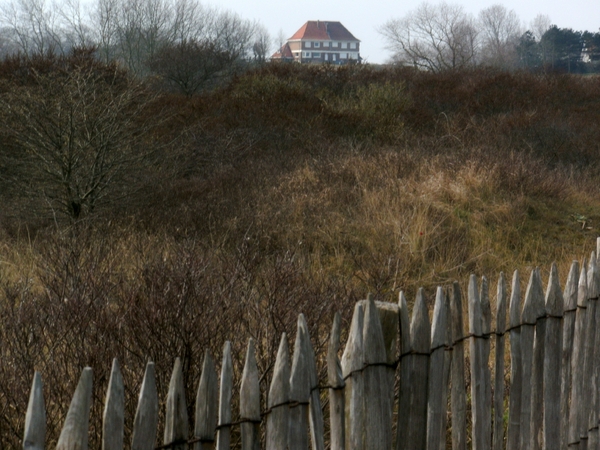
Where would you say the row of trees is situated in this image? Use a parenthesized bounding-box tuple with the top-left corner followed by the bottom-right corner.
(0, 0, 272, 93)
(380, 2, 600, 73)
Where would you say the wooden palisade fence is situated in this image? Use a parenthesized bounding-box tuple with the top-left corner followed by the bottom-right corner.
(20, 238, 600, 449)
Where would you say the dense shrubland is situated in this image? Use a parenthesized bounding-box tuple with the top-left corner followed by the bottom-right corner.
(1, 53, 600, 446)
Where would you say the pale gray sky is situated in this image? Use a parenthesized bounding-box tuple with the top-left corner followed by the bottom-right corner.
(206, 0, 600, 64)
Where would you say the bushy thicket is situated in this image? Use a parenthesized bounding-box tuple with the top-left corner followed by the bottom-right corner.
(1, 57, 600, 446)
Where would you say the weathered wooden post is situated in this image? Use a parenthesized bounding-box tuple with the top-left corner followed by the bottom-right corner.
(480, 277, 492, 449)
(23, 371, 45, 450)
(568, 261, 587, 448)
(582, 253, 599, 446)
(298, 314, 325, 450)
(194, 351, 218, 450)
(290, 316, 312, 450)
(468, 275, 487, 450)
(404, 288, 431, 450)
(131, 362, 159, 450)
(327, 313, 345, 450)
(103, 359, 124, 450)
(240, 339, 260, 450)
(588, 254, 600, 448)
(342, 303, 365, 450)
(267, 333, 290, 450)
(520, 269, 544, 450)
(450, 282, 467, 450)
(544, 263, 564, 450)
(426, 287, 449, 450)
(363, 297, 393, 450)
(216, 342, 233, 450)
(164, 358, 189, 450)
(561, 261, 579, 449)
(493, 273, 507, 450)
(56, 367, 93, 450)
(397, 292, 411, 450)
(507, 270, 522, 450)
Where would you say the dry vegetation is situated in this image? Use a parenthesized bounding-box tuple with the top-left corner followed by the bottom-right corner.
(0, 54, 600, 446)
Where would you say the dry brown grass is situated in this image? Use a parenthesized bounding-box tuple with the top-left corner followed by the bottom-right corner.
(1, 62, 600, 446)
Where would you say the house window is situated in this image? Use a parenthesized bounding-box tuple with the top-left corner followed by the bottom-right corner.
(350, 42, 355, 49)
(340, 53, 347, 59)
(314, 42, 320, 48)
(303, 52, 310, 58)
(306, 42, 312, 48)
(312, 52, 321, 58)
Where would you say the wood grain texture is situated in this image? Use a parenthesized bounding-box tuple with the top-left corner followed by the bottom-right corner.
(543, 263, 564, 450)
(56, 367, 93, 450)
(163, 358, 188, 450)
(240, 339, 260, 450)
(131, 362, 158, 450)
(216, 342, 233, 450)
(23, 371, 45, 450)
(102, 359, 124, 450)
(507, 270, 522, 450)
(195, 351, 218, 450)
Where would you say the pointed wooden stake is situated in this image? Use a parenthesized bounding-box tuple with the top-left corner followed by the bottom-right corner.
(426, 287, 449, 450)
(589, 254, 600, 448)
(397, 292, 412, 450)
(216, 342, 233, 450)
(289, 314, 313, 450)
(267, 333, 290, 450)
(568, 260, 588, 446)
(582, 255, 599, 444)
(297, 313, 325, 450)
(195, 351, 218, 450)
(507, 270, 522, 450)
(402, 288, 430, 450)
(342, 302, 365, 450)
(468, 275, 487, 450)
(363, 296, 392, 450)
(544, 263, 564, 450)
(493, 273, 507, 450)
(240, 339, 260, 450)
(164, 358, 188, 450)
(450, 282, 466, 450)
(24, 371, 45, 450)
(102, 359, 124, 450)
(132, 361, 159, 450)
(327, 313, 345, 450)
(519, 269, 544, 450)
(56, 367, 93, 450)
(479, 276, 492, 450)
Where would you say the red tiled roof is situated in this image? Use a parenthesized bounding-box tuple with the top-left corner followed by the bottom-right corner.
(271, 43, 294, 59)
(289, 21, 359, 42)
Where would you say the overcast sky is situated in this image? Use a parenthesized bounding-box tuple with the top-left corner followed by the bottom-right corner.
(205, 0, 600, 64)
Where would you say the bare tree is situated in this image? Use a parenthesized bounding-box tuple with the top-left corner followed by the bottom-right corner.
(58, 0, 95, 50)
(148, 38, 236, 95)
(0, 0, 64, 54)
(252, 23, 271, 63)
(208, 10, 256, 62)
(478, 4, 522, 69)
(0, 49, 166, 221)
(380, 1, 478, 71)
(531, 13, 552, 66)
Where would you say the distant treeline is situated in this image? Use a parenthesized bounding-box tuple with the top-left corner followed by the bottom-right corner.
(517, 26, 600, 74)
(381, 3, 600, 74)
